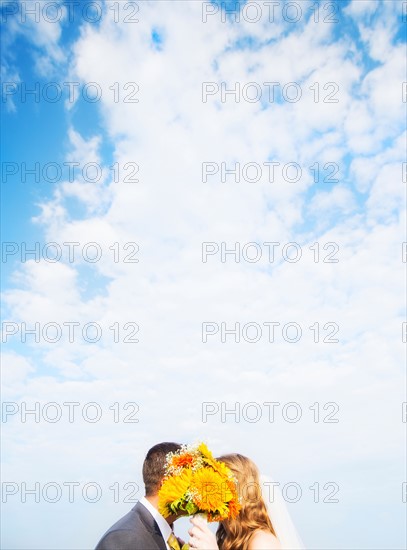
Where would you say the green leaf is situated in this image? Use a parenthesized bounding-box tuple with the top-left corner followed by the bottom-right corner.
(185, 501, 199, 515)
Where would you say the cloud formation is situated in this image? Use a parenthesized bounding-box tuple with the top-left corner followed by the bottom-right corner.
(1, 1, 406, 549)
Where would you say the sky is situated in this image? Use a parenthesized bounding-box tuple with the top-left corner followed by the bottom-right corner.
(1, 1, 406, 549)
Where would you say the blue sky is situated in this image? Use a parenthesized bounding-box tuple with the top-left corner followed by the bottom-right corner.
(1, 1, 406, 549)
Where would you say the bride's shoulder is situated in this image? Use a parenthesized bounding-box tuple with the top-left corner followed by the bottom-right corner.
(248, 529, 281, 550)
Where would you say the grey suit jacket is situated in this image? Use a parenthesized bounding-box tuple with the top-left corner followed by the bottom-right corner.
(95, 501, 167, 550)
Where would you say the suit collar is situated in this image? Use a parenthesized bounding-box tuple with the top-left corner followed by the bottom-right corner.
(133, 500, 168, 550)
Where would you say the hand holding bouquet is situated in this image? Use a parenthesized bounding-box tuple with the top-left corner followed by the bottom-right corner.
(158, 442, 241, 522)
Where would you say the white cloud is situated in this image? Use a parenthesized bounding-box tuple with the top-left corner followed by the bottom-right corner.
(2, 0, 67, 79)
(344, 0, 378, 19)
(307, 184, 357, 219)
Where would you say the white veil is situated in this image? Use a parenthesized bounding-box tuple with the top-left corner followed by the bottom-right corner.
(260, 475, 305, 550)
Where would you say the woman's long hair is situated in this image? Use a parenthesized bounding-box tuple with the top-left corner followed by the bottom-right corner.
(216, 454, 276, 550)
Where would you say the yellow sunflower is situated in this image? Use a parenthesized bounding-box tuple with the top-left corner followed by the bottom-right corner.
(191, 468, 231, 517)
(198, 442, 214, 460)
(158, 468, 193, 517)
(210, 457, 236, 480)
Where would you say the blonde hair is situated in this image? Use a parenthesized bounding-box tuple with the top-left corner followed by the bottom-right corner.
(216, 454, 276, 550)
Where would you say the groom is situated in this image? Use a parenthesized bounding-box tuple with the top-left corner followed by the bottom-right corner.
(95, 442, 186, 550)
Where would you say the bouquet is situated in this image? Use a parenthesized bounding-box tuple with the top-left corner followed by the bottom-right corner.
(158, 442, 241, 522)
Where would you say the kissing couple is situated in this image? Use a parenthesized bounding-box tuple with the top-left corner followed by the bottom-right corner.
(95, 442, 304, 550)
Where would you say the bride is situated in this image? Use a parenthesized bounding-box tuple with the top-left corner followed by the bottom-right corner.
(188, 454, 304, 550)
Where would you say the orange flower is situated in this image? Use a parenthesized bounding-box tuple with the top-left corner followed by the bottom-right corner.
(225, 497, 241, 519)
(170, 453, 195, 469)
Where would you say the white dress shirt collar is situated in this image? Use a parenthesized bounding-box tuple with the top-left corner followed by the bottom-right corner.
(140, 496, 172, 549)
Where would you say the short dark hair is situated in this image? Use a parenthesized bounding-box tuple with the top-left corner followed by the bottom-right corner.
(142, 442, 181, 496)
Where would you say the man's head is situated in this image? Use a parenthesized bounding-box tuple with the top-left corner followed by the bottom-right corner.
(142, 442, 181, 497)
